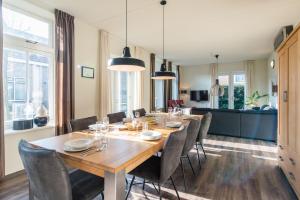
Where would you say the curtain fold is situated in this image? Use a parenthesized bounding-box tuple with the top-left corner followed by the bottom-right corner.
(99, 30, 112, 118)
(0, 0, 5, 177)
(210, 63, 218, 108)
(55, 9, 74, 135)
(244, 60, 255, 98)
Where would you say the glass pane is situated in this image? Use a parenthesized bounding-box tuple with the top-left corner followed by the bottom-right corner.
(119, 72, 128, 112)
(218, 75, 229, 109)
(233, 74, 245, 109)
(28, 53, 50, 109)
(3, 7, 50, 45)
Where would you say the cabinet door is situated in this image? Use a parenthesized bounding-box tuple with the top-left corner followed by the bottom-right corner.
(278, 48, 289, 147)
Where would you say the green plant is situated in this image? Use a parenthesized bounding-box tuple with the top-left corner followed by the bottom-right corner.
(245, 91, 268, 107)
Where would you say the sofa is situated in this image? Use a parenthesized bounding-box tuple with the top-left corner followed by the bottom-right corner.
(191, 108, 278, 142)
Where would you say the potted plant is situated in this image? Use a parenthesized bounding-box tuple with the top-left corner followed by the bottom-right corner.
(245, 91, 268, 110)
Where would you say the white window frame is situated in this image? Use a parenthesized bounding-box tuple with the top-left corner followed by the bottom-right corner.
(3, 3, 55, 132)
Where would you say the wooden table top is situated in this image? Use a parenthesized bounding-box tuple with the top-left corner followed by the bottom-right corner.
(31, 114, 202, 177)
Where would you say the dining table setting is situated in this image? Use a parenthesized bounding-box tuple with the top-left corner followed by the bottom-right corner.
(30, 112, 202, 200)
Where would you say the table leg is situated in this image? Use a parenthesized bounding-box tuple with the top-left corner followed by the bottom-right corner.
(104, 170, 126, 200)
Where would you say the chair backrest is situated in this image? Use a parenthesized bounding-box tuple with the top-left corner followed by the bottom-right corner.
(132, 108, 146, 117)
(198, 112, 212, 144)
(107, 112, 126, 124)
(67, 116, 97, 133)
(160, 124, 188, 183)
(18, 140, 72, 200)
(182, 119, 201, 156)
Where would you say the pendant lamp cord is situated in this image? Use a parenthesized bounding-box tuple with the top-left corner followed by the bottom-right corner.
(126, 0, 128, 47)
(162, 2, 165, 60)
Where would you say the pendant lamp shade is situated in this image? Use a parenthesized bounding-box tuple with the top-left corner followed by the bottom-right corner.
(151, 0, 176, 80)
(107, 0, 145, 72)
(108, 47, 145, 72)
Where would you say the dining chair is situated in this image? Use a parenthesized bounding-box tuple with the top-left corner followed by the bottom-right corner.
(180, 118, 201, 191)
(18, 140, 104, 200)
(196, 112, 212, 162)
(126, 124, 188, 200)
(132, 108, 146, 117)
(67, 116, 97, 133)
(107, 111, 126, 124)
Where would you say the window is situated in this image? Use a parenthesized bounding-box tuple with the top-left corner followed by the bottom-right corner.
(3, 6, 54, 130)
(218, 73, 246, 109)
(154, 59, 164, 109)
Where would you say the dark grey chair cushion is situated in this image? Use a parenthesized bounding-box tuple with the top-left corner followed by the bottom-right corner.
(197, 112, 212, 144)
(132, 108, 146, 117)
(107, 112, 126, 124)
(67, 116, 97, 133)
(182, 119, 201, 156)
(18, 140, 104, 200)
(130, 125, 188, 184)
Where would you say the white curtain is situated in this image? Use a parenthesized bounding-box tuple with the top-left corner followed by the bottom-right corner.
(210, 63, 218, 108)
(244, 60, 255, 98)
(99, 30, 112, 118)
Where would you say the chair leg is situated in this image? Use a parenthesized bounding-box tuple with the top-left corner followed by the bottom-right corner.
(187, 154, 195, 175)
(158, 183, 162, 200)
(100, 192, 104, 200)
(200, 144, 207, 159)
(180, 158, 187, 191)
(125, 176, 135, 200)
(170, 176, 181, 200)
(196, 145, 202, 170)
(142, 179, 146, 190)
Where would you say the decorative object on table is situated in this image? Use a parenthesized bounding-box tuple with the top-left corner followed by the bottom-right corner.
(210, 54, 224, 97)
(13, 119, 33, 130)
(33, 105, 49, 127)
(151, 0, 176, 80)
(81, 66, 94, 79)
(245, 91, 268, 109)
(125, 122, 142, 131)
(107, 0, 145, 72)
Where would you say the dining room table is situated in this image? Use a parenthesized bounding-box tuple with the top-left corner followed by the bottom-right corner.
(30, 113, 203, 200)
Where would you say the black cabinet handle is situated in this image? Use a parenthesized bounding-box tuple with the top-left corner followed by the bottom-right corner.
(289, 172, 296, 181)
(279, 156, 284, 161)
(279, 145, 283, 150)
(283, 91, 288, 102)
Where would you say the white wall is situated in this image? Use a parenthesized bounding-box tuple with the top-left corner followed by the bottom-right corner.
(74, 19, 100, 119)
(267, 52, 278, 108)
(181, 59, 270, 108)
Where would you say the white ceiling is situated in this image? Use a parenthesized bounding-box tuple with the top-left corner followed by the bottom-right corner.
(31, 0, 300, 66)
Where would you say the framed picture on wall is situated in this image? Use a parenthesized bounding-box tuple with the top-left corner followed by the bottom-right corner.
(81, 66, 94, 79)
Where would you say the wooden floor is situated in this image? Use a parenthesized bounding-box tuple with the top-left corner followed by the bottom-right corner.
(0, 135, 297, 200)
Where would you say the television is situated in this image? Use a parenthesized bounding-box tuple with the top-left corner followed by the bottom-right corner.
(190, 90, 209, 102)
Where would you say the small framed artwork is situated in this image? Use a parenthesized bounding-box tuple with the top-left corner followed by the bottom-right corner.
(81, 66, 94, 79)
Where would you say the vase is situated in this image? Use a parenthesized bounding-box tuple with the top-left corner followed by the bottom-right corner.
(34, 105, 49, 127)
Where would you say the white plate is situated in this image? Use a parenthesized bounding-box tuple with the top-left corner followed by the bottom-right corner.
(64, 138, 93, 150)
(88, 124, 102, 131)
(64, 145, 91, 152)
(166, 121, 182, 128)
(140, 131, 162, 141)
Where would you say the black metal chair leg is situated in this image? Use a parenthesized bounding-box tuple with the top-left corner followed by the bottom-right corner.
(200, 143, 207, 159)
(196, 146, 202, 169)
(170, 176, 181, 200)
(125, 176, 135, 200)
(180, 158, 187, 191)
(100, 192, 104, 200)
(142, 179, 146, 190)
(187, 154, 195, 175)
(158, 183, 162, 200)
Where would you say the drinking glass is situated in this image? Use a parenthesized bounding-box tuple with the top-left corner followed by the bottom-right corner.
(95, 121, 101, 136)
(143, 122, 149, 132)
(135, 111, 140, 118)
(103, 117, 109, 125)
(100, 124, 109, 148)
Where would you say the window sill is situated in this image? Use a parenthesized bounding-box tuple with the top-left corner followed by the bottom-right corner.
(4, 123, 55, 136)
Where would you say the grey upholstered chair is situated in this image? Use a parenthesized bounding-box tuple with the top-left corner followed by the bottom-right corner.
(132, 108, 146, 117)
(18, 140, 104, 200)
(67, 116, 97, 133)
(107, 112, 126, 124)
(180, 118, 201, 191)
(126, 124, 188, 200)
(196, 112, 212, 161)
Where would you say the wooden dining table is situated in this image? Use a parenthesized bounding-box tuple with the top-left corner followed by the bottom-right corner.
(30, 114, 202, 200)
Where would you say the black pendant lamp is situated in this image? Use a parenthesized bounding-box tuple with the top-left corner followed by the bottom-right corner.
(108, 0, 145, 72)
(152, 0, 176, 80)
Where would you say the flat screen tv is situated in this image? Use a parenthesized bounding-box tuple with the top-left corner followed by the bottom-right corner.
(190, 90, 209, 102)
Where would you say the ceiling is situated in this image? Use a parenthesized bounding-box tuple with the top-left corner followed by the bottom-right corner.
(31, 0, 300, 66)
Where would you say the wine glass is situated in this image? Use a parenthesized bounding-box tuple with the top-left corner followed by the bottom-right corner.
(100, 124, 109, 148)
(135, 111, 140, 118)
(103, 117, 109, 126)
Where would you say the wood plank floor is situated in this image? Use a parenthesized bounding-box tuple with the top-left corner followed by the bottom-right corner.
(0, 135, 297, 200)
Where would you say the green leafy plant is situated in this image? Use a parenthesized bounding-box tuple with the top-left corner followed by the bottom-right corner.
(245, 91, 268, 107)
